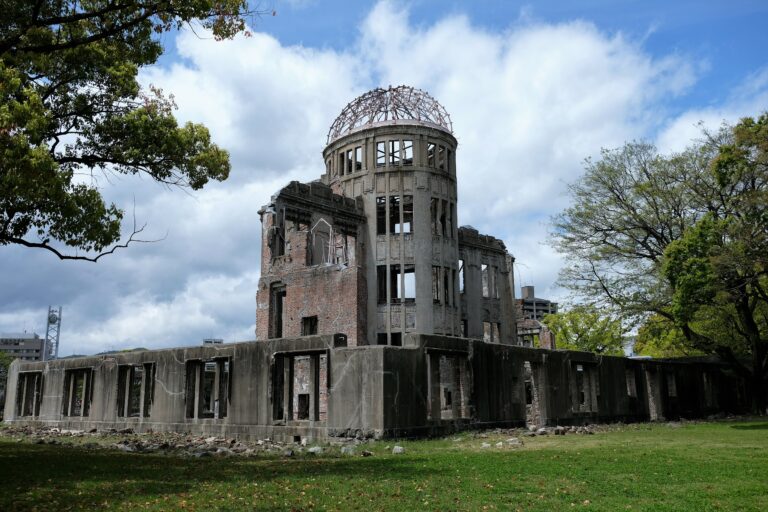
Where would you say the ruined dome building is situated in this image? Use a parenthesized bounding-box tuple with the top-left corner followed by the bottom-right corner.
(256, 85, 516, 347)
(3, 87, 751, 441)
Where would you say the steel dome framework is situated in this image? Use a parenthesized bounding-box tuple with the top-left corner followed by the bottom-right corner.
(327, 85, 453, 144)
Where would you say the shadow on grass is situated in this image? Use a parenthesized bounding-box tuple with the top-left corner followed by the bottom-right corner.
(730, 422, 768, 430)
(0, 442, 442, 510)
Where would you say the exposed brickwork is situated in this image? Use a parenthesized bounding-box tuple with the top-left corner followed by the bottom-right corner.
(256, 182, 367, 345)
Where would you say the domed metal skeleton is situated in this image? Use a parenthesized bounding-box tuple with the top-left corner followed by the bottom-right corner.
(327, 85, 453, 144)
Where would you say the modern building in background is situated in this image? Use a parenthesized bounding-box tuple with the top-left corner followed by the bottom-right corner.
(0, 333, 45, 361)
(517, 285, 558, 322)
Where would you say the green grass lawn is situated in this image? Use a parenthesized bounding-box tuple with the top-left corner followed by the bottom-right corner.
(1, 421, 766, 511)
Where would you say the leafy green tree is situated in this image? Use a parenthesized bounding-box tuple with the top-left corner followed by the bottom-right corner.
(1, 1, 266, 260)
(541, 306, 625, 355)
(552, 114, 768, 412)
(633, 314, 702, 358)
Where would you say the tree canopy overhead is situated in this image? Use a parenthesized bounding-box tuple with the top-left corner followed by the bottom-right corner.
(0, 1, 266, 261)
(552, 114, 768, 412)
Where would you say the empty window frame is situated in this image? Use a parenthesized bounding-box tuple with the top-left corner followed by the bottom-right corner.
(626, 368, 637, 397)
(402, 265, 416, 302)
(354, 146, 363, 171)
(389, 140, 401, 165)
(402, 140, 413, 165)
(376, 333, 388, 345)
(117, 363, 155, 418)
(492, 266, 499, 298)
(401, 195, 413, 234)
(346, 149, 353, 175)
(666, 373, 677, 397)
(438, 145, 446, 170)
(483, 321, 492, 342)
(376, 196, 386, 235)
(16, 372, 43, 417)
(443, 269, 451, 306)
(268, 213, 286, 259)
(377, 265, 388, 304)
(376, 141, 386, 166)
(492, 322, 500, 342)
(272, 353, 328, 422)
(390, 332, 402, 346)
(269, 283, 286, 339)
(481, 264, 490, 298)
(458, 259, 465, 294)
(461, 319, 468, 337)
(62, 368, 93, 417)
(427, 142, 436, 167)
(432, 266, 441, 303)
(186, 358, 230, 419)
(389, 195, 401, 234)
(338, 152, 345, 176)
(440, 199, 448, 236)
(431, 198, 440, 235)
(301, 316, 318, 336)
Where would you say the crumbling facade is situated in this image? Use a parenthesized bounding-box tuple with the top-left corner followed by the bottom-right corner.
(2, 86, 754, 440)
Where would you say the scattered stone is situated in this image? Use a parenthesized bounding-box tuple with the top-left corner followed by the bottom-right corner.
(117, 428, 134, 435)
(506, 437, 523, 446)
(282, 449, 295, 457)
(88, 428, 98, 434)
(523, 432, 536, 437)
(392, 445, 405, 454)
(361, 450, 373, 457)
(308, 446, 322, 454)
(341, 446, 356, 456)
(480, 442, 491, 449)
(495, 441, 503, 448)
(193, 451, 211, 458)
(536, 428, 549, 436)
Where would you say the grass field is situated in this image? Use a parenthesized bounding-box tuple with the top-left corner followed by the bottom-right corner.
(1, 420, 766, 511)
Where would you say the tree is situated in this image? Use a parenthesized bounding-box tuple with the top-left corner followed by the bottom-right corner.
(1, 1, 267, 261)
(541, 306, 625, 355)
(633, 314, 702, 358)
(551, 115, 768, 412)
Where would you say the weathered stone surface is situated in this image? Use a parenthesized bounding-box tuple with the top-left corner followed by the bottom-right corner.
(392, 445, 405, 454)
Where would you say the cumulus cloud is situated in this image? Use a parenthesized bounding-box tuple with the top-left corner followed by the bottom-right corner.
(1, 1, 765, 353)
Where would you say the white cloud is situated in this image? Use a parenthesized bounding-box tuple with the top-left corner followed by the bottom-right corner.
(1, 1, 766, 353)
(656, 67, 768, 153)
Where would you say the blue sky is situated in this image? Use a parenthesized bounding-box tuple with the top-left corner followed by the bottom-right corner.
(1, 0, 767, 355)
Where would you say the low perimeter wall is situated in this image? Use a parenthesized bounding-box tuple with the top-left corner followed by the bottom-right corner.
(3, 334, 750, 441)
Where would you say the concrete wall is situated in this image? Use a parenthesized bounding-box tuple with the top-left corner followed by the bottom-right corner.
(4, 335, 751, 440)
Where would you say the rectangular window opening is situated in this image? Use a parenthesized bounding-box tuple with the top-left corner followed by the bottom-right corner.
(186, 358, 230, 419)
(377, 265, 388, 304)
(432, 266, 441, 304)
(376, 196, 386, 235)
(301, 316, 319, 336)
(481, 264, 489, 298)
(402, 265, 416, 302)
(483, 321, 492, 342)
(390, 332, 402, 346)
(390, 140, 401, 165)
(458, 259, 465, 294)
(346, 149, 353, 174)
(16, 372, 43, 418)
(297, 393, 310, 420)
(376, 141, 386, 166)
(427, 142, 436, 167)
(431, 198, 439, 235)
(355, 146, 363, 171)
(377, 333, 388, 345)
(401, 195, 413, 234)
(402, 140, 413, 165)
(438, 145, 446, 170)
(338, 152, 345, 176)
(389, 195, 401, 234)
(63, 368, 93, 417)
(440, 199, 448, 237)
(626, 368, 637, 397)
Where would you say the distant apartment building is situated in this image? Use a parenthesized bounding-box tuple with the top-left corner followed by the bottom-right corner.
(0, 333, 45, 361)
(517, 286, 558, 321)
